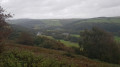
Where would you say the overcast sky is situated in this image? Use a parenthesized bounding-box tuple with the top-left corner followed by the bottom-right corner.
(1, 0, 120, 19)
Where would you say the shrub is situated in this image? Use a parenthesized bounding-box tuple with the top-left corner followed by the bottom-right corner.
(0, 49, 77, 67)
(63, 52, 75, 58)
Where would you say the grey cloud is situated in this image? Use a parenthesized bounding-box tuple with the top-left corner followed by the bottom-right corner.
(1, 0, 120, 19)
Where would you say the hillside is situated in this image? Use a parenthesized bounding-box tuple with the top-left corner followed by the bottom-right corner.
(3, 42, 120, 67)
(8, 19, 79, 30)
(63, 17, 120, 33)
(8, 17, 120, 34)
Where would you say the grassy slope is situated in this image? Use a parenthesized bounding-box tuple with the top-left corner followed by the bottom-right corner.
(4, 42, 120, 67)
(115, 36, 120, 42)
(71, 34, 80, 37)
(60, 40, 79, 48)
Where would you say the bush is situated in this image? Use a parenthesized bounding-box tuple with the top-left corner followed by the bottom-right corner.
(0, 44, 4, 54)
(63, 52, 75, 58)
(0, 49, 77, 67)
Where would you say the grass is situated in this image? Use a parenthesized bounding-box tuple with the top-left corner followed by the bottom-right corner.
(71, 34, 80, 37)
(60, 40, 79, 48)
(114, 36, 120, 42)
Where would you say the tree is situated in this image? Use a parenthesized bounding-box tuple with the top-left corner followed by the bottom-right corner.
(0, 6, 12, 53)
(17, 32, 34, 45)
(79, 27, 120, 63)
(0, 6, 12, 42)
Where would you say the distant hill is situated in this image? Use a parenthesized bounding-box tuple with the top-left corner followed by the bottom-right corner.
(63, 17, 120, 34)
(8, 17, 120, 34)
(8, 19, 80, 30)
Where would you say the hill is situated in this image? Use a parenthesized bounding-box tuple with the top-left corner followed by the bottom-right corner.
(2, 42, 120, 67)
(8, 17, 120, 35)
(8, 19, 79, 30)
(63, 17, 120, 34)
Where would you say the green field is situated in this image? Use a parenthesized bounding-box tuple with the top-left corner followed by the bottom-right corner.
(60, 40, 79, 47)
(71, 34, 80, 37)
(115, 36, 120, 42)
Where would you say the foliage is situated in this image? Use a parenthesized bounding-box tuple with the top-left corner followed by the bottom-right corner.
(79, 27, 120, 64)
(0, 49, 76, 67)
(0, 6, 12, 53)
(34, 36, 74, 52)
(63, 52, 75, 58)
(34, 36, 62, 49)
(0, 6, 12, 42)
(17, 32, 34, 45)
